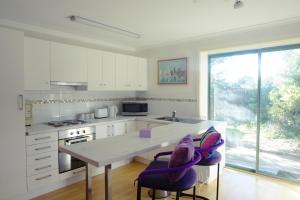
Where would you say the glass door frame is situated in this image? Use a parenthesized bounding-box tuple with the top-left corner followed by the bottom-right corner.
(208, 43, 300, 183)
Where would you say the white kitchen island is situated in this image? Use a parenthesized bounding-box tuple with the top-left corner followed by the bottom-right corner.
(59, 120, 225, 200)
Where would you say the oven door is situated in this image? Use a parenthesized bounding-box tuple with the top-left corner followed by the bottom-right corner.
(58, 134, 94, 174)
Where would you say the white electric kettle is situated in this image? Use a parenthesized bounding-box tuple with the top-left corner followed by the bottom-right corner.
(109, 105, 118, 118)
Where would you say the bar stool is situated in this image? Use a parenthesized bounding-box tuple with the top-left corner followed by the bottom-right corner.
(180, 127, 224, 200)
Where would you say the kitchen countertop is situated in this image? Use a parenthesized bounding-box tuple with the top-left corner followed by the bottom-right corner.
(25, 115, 171, 135)
(59, 120, 225, 167)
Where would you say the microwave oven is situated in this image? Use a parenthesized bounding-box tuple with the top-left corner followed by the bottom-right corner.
(122, 102, 148, 116)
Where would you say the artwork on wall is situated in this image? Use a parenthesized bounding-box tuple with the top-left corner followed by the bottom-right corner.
(158, 57, 187, 84)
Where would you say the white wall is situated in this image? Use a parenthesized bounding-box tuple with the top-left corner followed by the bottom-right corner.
(137, 19, 300, 118)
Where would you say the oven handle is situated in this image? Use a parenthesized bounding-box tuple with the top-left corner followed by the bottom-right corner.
(65, 135, 93, 145)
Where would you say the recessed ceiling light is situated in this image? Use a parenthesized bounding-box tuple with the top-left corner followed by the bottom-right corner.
(234, 0, 244, 9)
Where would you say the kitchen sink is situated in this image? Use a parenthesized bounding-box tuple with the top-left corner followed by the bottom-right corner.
(155, 116, 202, 124)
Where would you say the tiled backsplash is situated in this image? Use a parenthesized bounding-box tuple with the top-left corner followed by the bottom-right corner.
(25, 88, 198, 124)
(24, 90, 137, 124)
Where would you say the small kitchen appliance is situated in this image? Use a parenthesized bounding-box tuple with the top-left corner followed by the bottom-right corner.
(109, 105, 118, 118)
(122, 102, 148, 116)
(94, 107, 109, 119)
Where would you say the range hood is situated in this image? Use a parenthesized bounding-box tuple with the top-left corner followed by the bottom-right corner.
(50, 81, 88, 86)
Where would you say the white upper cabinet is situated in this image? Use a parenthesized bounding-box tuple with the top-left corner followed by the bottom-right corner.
(115, 54, 129, 90)
(87, 49, 115, 90)
(115, 54, 147, 90)
(23, 37, 147, 91)
(87, 49, 102, 90)
(137, 58, 148, 91)
(102, 51, 116, 89)
(24, 37, 50, 90)
(50, 42, 87, 83)
(127, 56, 138, 89)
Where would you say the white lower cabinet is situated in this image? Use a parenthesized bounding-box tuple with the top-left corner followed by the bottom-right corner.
(26, 132, 59, 190)
(96, 121, 127, 139)
(27, 170, 59, 191)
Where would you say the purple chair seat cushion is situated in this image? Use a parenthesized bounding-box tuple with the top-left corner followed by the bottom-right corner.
(140, 160, 197, 191)
(197, 151, 221, 166)
(168, 134, 194, 183)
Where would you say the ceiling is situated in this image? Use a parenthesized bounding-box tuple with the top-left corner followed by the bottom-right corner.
(0, 0, 300, 51)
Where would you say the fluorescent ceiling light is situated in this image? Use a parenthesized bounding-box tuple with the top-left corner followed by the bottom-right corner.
(69, 15, 141, 39)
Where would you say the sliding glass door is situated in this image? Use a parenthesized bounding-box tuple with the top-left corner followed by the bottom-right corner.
(209, 45, 300, 182)
(260, 48, 300, 181)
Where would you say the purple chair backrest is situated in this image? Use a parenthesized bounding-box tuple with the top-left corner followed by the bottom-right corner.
(168, 134, 194, 183)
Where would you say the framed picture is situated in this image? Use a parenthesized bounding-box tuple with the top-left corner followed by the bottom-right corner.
(158, 57, 187, 84)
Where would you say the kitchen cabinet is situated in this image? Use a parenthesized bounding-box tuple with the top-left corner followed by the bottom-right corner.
(101, 51, 116, 89)
(137, 58, 148, 90)
(24, 37, 51, 90)
(96, 121, 126, 139)
(87, 49, 116, 90)
(0, 27, 27, 199)
(115, 54, 128, 90)
(50, 42, 87, 83)
(25, 131, 59, 190)
(125, 120, 136, 133)
(116, 54, 145, 90)
(126, 56, 138, 89)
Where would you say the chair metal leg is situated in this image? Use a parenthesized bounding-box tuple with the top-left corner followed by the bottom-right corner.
(176, 191, 180, 200)
(152, 188, 156, 200)
(136, 182, 141, 200)
(216, 163, 220, 200)
(193, 186, 196, 200)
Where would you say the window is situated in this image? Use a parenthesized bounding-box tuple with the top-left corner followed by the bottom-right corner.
(209, 44, 300, 182)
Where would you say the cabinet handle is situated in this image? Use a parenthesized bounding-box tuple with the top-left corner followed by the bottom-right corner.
(35, 155, 51, 161)
(35, 165, 52, 171)
(45, 81, 49, 85)
(18, 94, 23, 111)
(35, 174, 52, 181)
(34, 136, 51, 141)
(34, 146, 51, 151)
(73, 169, 86, 175)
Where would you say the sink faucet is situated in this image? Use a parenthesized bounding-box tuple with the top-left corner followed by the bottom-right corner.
(172, 110, 176, 120)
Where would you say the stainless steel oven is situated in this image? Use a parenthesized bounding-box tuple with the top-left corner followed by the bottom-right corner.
(58, 127, 95, 174)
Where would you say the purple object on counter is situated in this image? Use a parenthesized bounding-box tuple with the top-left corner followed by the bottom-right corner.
(139, 128, 152, 138)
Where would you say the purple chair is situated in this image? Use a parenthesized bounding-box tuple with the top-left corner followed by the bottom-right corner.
(180, 127, 224, 200)
(136, 150, 202, 200)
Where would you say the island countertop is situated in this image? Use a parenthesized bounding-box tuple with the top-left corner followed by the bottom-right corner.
(59, 120, 225, 167)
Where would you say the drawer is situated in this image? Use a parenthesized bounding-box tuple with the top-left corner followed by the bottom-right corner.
(27, 159, 58, 176)
(27, 141, 58, 156)
(26, 132, 58, 145)
(59, 167, 86, 180)
(27, 151, 58, 166)
(27, 170, 58, 190)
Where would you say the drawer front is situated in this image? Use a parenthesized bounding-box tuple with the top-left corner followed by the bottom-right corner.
(27, 141, 58, 156)
(59, 167, 86, 180)
(27, 151, 57, 166)
(26, 132, 58, 145)
(27, 159, 58, 176)
(27, 170, 58, 190)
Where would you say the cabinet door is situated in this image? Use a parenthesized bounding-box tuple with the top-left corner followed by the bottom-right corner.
(115, 54, 128, 90)
(126, 121, 136, 133)
(87, 49, 102, 91)
(0, 27, 27, 199)
(96, 124, 110, 139)
(24, 37, 50, 90)
(112, 122, 126, 136)
(127, 56, 138, 89)
(102, 51, 116, 90)
(50, 42, 87, 82)
(137, 58, 147, 91)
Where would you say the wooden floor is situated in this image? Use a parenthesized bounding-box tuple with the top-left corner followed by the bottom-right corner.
(33, 161, 300, 200)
